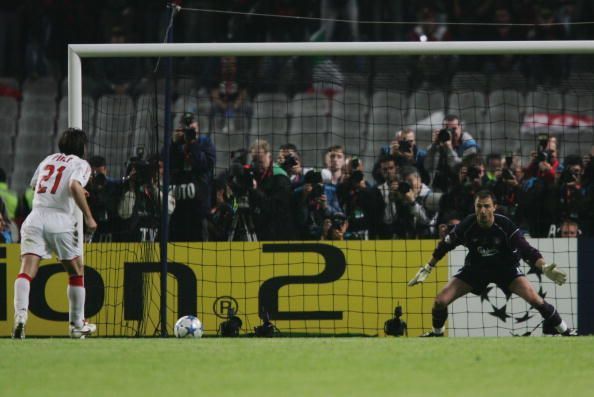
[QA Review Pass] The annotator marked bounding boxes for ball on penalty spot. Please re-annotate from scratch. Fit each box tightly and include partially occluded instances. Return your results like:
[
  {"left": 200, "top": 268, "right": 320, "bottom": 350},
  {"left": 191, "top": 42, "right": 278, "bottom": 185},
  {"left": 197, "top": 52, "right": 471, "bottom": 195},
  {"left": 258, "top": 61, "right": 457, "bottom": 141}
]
[{"left": 174, "top": 315, "right": 203, "bottom": 338}]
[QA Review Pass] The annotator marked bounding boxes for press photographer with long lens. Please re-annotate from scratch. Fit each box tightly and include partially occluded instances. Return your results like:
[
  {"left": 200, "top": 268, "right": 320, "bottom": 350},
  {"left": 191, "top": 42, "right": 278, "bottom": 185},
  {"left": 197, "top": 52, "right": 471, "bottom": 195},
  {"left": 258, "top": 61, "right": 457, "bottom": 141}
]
[
  {"left": 425, "top": 115, "right": 479, "bottom": 192},
  {"left": 167, "top": 113, "right": 216, "bottom": 242}
]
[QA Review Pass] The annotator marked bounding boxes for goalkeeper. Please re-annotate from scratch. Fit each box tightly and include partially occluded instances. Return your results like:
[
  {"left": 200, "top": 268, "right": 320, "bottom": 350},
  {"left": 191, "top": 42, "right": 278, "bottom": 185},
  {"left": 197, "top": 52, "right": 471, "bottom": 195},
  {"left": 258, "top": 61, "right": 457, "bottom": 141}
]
[{"left": 408, "top": 190, "right": 577, "bottom": 336}]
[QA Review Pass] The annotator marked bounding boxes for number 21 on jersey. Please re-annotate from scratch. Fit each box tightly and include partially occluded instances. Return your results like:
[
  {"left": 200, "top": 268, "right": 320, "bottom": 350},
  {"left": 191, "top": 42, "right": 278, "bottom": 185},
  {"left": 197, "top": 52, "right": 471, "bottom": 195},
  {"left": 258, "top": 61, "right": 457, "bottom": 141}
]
[{"left": 37, "top": 164, "right": 66, "bottom": 194}]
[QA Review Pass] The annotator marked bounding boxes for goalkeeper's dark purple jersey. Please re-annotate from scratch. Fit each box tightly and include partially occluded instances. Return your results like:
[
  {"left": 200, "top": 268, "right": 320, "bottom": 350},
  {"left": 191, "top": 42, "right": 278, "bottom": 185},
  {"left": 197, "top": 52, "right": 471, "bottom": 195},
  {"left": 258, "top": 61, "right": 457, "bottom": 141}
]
[{"left": 432, "top": 214, "right": 542, "bottom": 268}]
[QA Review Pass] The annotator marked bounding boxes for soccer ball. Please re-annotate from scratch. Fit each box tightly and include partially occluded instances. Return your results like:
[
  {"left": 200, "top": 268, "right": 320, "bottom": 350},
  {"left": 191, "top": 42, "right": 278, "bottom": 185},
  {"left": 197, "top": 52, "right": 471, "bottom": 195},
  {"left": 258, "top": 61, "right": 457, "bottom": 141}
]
[{"left": 174, "top": 315, "right": 203, "bottom": 338}]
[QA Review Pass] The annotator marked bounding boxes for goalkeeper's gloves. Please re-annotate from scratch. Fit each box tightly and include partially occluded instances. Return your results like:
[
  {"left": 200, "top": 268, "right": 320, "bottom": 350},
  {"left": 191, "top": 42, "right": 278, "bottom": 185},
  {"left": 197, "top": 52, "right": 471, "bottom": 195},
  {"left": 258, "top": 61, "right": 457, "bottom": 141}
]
[
  {"left": 542, "top": 263, "right": 567, "bottom": 286},
  {"left": 408, "top": 263, "right": 434, "bottom": 286}
]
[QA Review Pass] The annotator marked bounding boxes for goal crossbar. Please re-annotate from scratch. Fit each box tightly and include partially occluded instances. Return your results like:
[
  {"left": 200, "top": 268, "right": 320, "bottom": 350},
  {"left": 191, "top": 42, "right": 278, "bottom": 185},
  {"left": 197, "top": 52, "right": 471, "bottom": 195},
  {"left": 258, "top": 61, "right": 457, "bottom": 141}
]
[{"left": 68, "top": 40, "right": 594, "bottom": 127}]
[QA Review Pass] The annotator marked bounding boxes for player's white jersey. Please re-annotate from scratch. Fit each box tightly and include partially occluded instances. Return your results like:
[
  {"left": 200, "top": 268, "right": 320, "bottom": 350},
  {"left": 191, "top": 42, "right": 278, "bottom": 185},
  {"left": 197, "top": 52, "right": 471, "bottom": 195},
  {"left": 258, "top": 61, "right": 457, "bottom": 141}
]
[{"left": 30, "top": 153, "right": 91, "bottom": 216}]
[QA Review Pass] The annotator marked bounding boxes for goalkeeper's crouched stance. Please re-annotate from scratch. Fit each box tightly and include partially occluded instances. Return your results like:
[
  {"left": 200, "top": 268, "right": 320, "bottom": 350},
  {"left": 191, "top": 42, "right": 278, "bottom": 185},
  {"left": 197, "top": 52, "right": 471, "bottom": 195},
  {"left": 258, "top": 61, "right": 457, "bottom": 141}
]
[{"left": 408, "top": 190, "right": 577, "bottom": 337}]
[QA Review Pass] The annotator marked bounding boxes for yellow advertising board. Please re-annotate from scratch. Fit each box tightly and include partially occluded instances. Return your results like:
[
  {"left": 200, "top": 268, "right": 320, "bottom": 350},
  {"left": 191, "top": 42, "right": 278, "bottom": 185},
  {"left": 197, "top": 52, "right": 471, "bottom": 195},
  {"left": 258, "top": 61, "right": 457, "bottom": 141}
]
[{"left": 0, "top": 241, "right": 446, "bottom": 337}]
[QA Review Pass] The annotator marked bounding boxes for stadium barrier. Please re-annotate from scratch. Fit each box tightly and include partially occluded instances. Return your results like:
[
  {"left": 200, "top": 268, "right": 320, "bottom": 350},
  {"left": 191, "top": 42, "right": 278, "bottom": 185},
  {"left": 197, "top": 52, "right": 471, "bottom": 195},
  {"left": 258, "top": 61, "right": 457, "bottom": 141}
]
[{"left": 1, "top": 239, "right": 592, "bottom": 337}]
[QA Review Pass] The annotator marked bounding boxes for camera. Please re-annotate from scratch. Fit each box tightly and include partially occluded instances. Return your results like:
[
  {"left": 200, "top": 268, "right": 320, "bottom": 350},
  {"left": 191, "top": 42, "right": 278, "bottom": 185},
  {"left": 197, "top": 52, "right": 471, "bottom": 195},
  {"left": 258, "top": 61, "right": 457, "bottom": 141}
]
[
  {"left": 281, "top": 154, "right": 298, "bottom": 171},
  {"left": 350, "top": 170, "right": 364, "bottom": 186},
  {"left": 467, "top": 166, "right": 481, "bottom": 180},
  {"left": 399, "top": 140, "right": 412, "bottom": 153},
  {"left": 229, "top": 162, "right": 255, "bottom": 197},
  {"left": 502, "top": 168, "right": 514, "bottom": 180},
  {"left": 384, "top": 305, "right": 407, "bottom": 337},
  {"left": 537, "top": 133, "right": 549, "bottom": 151},
  {"left": 329, "top": 212, "right": 347, "bottom": 233},
  {"left": 438, "top": 128, "right": 453, "bottom": 143},
  {"left": 218, "top": 308, "right": 243, "bottom": 337},
  {"left": 351, "top": 157, "right": 361, "bottom": 170},
  {"left": 181, "top": 112, "right": 196, "bottom": 142},
  {"left": 536, "top": 150, "right": 552, "bottom": 164},
  {"left": 398, "top": 180, "right": 411, "bottom": 194}
]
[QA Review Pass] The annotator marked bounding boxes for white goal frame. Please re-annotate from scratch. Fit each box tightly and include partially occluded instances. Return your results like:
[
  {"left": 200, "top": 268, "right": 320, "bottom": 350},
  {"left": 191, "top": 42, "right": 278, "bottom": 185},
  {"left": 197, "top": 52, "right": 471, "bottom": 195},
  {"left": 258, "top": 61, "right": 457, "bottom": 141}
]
[{"left": 68, "top": 40, "right": 594, "bottom": 128}]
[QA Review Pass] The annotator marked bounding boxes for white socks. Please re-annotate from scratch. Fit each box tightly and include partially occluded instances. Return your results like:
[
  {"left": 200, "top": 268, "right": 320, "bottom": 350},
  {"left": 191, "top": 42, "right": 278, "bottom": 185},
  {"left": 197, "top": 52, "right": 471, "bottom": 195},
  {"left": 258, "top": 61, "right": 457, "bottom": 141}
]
[
  {"left": 14, "top": 274, "right": 31, "bottom": 322},
  {"left": 68, "top": 275, "right": 85, "bottom": 329}
]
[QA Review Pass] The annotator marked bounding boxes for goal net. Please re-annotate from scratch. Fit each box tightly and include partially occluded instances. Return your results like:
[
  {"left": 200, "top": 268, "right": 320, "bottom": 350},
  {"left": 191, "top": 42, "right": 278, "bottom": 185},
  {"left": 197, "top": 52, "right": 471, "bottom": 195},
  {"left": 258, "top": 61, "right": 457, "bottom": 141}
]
[{"left": 69, "top": 42, "right": 592, "bottom": 337}]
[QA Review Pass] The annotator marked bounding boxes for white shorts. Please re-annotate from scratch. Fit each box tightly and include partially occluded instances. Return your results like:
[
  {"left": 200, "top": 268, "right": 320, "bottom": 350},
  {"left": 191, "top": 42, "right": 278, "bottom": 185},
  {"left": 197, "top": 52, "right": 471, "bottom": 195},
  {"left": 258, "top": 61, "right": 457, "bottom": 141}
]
[{"left": 20, "top": 211, "right": 82, "bottom": 261}]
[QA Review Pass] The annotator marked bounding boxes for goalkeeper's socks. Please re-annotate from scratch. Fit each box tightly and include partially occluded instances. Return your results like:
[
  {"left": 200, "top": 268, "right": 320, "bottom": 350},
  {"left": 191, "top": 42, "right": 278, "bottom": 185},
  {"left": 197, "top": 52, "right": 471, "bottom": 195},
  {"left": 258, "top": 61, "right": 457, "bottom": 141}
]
[
  {"left": 68, "top": 275, "right": 85, "bottom": 329},
  {"left": 432, "top": 306, "right": 448, "bottom": 329},
  {"left": 14, "top": 273, "right": 32, "bottom": 316},
  {"left": 555, "top": 320, "right": 568, "bottom": 334}
]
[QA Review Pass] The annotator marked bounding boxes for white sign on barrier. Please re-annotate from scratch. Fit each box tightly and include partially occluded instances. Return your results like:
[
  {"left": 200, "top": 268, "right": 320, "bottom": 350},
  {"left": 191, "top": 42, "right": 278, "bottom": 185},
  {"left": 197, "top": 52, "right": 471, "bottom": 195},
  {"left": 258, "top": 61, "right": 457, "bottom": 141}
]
[{"left": 448, "top": 238, "right": 577, "bottom": 337}]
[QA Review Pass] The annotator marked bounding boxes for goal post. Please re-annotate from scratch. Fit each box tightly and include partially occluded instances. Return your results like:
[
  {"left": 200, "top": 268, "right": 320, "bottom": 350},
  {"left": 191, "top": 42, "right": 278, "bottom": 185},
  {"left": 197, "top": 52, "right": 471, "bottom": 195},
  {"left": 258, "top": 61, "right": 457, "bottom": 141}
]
[{"left": 65, "top": 40, "right": 592, "bottom": 337}]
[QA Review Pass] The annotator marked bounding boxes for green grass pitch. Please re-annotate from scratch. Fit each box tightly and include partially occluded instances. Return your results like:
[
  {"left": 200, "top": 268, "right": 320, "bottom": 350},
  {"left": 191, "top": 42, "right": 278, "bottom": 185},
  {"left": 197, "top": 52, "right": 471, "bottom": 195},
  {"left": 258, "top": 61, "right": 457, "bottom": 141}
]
[{"left": 1, "top": 337, "right": 593, "bottom": 397}]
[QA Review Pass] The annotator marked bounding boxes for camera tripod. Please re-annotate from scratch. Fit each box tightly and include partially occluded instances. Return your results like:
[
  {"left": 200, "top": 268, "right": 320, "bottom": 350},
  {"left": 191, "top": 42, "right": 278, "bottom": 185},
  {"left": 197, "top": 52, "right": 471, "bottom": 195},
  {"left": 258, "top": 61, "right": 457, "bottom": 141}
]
[{"left": 228, "top": 196, "right": 258, "bottom": 242}]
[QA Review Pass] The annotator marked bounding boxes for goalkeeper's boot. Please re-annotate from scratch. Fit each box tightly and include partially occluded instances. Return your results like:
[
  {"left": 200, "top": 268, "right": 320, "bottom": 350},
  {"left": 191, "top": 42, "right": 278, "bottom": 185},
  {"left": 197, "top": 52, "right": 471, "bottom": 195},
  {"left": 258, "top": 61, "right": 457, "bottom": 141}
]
[
  {"left": 12, "top": 312, "right": 27, "bottom": 340},
  {"left": 420, "top": 331, "right": 444, "bottom": 337},
  {"left": 561, "top": 328, "right": 578, "bottom": 337},
  {"left": 69, "top": 320, "right": 97, "bottom": 339}
]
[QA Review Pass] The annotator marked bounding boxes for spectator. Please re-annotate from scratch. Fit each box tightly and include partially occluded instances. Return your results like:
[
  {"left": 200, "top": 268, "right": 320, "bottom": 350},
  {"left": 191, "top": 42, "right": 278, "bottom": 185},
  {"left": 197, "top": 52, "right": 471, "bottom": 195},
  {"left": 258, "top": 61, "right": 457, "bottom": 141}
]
[
  {"left": 321, "top": 145, "right": 346, "bottom": 185},
  {"left": 208, "top": 56, "right": 251, "bottom": 133},
  {"left": 0, "top": 199, "right": 12, "bottom": 243},
  {"left": 168, "top": 113, "right": 216, "bottom": 242},
  {"left": 559, "top": 219, "right": 580, "bottom": 238},
  {"left": 0, "top": 168, "right": 17, "bottom": 220},
  {"left": 248, "top": 139, "right": 296, "bottom": 241},
  {"left": 425, "top": 114, "right": 479, "bottom": 192},
  {"left": 93, "top": 26, "right": 143, "bottom": 96},
  {"left": 483, "top": 6, "right": 524, "bottom": 73},
  {"left": 439, "top": 159, "right": 485, "bottom": 223},
  {"left": 320, "top": 0, "right": 360, "bottom": 42}
]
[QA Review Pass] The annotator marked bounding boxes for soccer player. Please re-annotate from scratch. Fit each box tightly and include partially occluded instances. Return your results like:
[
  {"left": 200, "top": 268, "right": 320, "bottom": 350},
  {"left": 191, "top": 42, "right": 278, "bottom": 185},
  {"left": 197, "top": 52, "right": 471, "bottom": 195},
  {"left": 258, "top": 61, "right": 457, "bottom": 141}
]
[
  {"left": 408, "top": 190, "right": 577, "bottom": 337},
  {"left": 13, "top": 128, "right": 97, "bottom": 339}
]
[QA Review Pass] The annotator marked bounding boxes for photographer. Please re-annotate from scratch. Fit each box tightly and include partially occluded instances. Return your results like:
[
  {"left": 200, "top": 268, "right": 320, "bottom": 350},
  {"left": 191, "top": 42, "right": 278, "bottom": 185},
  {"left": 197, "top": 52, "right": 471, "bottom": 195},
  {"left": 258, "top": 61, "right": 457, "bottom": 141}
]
[
  {"left": 396, "top": 166, "right": 439, "bottom": 238},
  {"left": 522, "top": 134, "right": 559, "bottom": 237},
  {"left": 117, "top": 154, "right": 174, "bottom": 242},
  {"left": 322, "top": 212, "right": 349, "bottom": 241},
  {"left": 168, "top": 113, "right": 216, "bottom": 242},
  {"left": 86, "top": 155, "right": 121, "bottom": 242},
  {"left": 489, "top": 154, "right": 522, "bottom": 221},
  {"left": 276, "top": 143, "right": 312, "bottom": 189},
  {"left": 439, "top": 158, "right": 486, "bottom": 223},
  {"left": 371, "top": 155, "right": 401, "bottom": 238},
  {"left": 336, "top": 157, "right": 378, "bottom": 239},
  {"left": 558, "top": 155, "right": 587, "bottom": 223},
  {"left": 248, "top": 139, "right": 296, "bottom": 240},
  {"left": 293, "top": 170, "right": 336, "bottom": 240},
  {"left": 424, "top": 115, "right": 479, "bottom": 192},
  {"left": 390, "top": 128, "right": 429, "bottom": 184}
]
